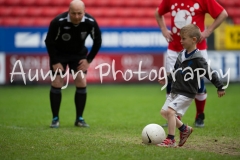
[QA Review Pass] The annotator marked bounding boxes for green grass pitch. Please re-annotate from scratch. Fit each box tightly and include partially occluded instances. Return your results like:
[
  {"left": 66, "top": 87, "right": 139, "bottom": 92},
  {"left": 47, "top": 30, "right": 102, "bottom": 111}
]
[{"left": 0, "top": 83, "right": 240, "bottom": 160}]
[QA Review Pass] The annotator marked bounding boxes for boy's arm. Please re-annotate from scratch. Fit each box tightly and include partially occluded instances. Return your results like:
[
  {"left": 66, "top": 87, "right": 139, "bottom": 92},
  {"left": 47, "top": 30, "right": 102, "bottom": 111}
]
[
  {"left": 217, "top": 90, "right": 225, "bottom": 97},
  {"left": 158, "top": 61, "right": 177, "bottom": 85},
  {"left": 166, "top": 58, "right": 180, "bottom": 83},
  {"left": 159, "top": 54, "right": 180, "bottom": 85},
  {"left": 197, "top": 58, "right": 225, "bottom": 97}
]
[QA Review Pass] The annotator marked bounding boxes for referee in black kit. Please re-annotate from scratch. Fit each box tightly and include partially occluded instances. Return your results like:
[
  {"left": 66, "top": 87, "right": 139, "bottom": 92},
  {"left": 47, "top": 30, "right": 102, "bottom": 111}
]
[{"left": 45, "top": 0, "right": 102, "bottom": 128}]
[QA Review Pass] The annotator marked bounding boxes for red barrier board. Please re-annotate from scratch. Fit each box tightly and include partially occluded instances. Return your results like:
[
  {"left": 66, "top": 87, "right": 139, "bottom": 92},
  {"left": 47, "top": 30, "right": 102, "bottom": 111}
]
[{"left": 5, "top": 53, "right": 164, "bottom": 85}]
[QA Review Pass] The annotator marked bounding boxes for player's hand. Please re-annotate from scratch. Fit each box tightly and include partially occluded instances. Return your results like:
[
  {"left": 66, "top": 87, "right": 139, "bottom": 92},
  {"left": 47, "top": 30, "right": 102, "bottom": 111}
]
[
  {"left": 162, "top": 29, "right": 173, "bottom": 42},
  {"left": 158, "top": 79, "right": 166, "bottom": 85},
  {"left": 217, "top": 90, "right": 225, "bottom": 98},
  {"left": 200, "top": 30, "right": 211, "bottom": 42},
  {"left": 77, "top": 59, "right": 89, "bottom": 72},
  {"left": 52, "top": 63, "right": 64, "bottom": 72}
]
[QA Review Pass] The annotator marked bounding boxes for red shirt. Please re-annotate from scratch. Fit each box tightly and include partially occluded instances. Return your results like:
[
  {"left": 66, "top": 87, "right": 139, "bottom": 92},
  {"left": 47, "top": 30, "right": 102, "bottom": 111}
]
[{"left": 157, "top": 0, "right": 224, "bottom": 51}]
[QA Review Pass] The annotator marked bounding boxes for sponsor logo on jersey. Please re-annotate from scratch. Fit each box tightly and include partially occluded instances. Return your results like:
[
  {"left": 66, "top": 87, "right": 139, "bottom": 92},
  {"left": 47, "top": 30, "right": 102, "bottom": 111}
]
[{"left": 64, "top": 26, "right": 71, "bottom": 30}]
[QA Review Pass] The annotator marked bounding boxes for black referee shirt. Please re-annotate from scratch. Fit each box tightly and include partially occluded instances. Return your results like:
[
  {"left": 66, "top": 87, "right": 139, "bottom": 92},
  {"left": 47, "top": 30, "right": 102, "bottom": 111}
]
[{"left": 45, "top": 12, "right": 102, "bottom": 64}]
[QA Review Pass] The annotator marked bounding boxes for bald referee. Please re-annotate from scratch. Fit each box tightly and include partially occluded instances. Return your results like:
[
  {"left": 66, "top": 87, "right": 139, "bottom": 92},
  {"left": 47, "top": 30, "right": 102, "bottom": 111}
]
[{"left": 45, "top": 0, "right": 102, "bottom": 128}]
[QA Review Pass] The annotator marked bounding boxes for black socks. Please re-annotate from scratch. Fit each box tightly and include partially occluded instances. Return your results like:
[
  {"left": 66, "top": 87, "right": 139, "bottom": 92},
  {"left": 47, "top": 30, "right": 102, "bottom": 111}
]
[
  {"left": 178, "top": 124, "right": 186, "bottom": 132},
  {"left": 75, "top": 87, "right": 87, "bottom": 120},
  {"left": 50, "top": 86, "right": 62, "bottom": 120}
]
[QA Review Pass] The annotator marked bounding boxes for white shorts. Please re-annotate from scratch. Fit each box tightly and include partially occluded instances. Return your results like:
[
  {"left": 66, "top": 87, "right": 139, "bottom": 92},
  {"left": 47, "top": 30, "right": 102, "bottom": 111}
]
[
  {"left": 161, "top": 93, "right": 193, "bottom": 117},
  {"left": 164, "top": 49, "right": 208, "bottom": 73}
]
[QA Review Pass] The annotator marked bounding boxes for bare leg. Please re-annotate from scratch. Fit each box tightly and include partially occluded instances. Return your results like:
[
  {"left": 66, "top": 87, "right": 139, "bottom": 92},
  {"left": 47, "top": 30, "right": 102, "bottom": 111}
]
[
  {"left": 176, "top": 116, "right": 183, "bottom": 128},
  {"left": 167, "top": 107, "right": 176, "bottom": 136},
  {"left": 160, "top": 109, "right": 168, "bottom": 120}
]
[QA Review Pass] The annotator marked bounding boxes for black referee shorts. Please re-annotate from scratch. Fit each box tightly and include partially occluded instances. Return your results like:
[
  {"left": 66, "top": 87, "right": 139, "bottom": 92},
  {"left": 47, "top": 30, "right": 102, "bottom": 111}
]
[{"left": 49, "top": 54, "right": 87, "bottom": 74}]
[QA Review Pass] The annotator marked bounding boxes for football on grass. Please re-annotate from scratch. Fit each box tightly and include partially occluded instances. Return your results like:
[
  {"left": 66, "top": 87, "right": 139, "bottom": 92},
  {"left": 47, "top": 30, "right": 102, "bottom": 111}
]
[{"left": 142, "top": 123, "right": 166, "bottom": 145}]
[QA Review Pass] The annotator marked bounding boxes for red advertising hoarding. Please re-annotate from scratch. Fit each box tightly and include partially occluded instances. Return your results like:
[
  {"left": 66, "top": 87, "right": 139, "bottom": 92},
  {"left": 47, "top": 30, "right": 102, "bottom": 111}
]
[{"left": 5, "top": 53, "right": 164, "bottom": 85}]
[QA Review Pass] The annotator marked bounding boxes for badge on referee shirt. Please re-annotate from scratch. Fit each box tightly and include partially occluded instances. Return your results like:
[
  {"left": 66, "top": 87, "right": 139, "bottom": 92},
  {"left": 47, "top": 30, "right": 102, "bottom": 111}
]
[
  {"left": 62, "top": 33, "right": 71, "bottom": 41},
  {"left": 81, "top": 32, "right": 87, "bottom": 40}
]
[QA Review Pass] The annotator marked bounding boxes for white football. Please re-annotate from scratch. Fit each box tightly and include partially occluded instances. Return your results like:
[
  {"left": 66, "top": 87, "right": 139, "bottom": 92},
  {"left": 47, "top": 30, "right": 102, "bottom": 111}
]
[{"left": 142, "top": 123, "right": 166, "bottom": 145}]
